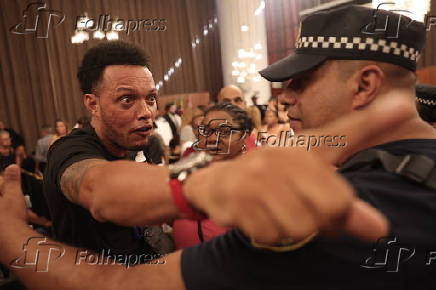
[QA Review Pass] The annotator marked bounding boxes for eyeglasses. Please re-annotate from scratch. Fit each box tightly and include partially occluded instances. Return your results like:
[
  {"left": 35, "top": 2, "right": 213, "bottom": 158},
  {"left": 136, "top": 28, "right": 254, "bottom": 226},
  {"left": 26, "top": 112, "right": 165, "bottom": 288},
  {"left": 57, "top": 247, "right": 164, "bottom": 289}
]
[{"left": 198, "top": 124, "right": 246, "bottom": 137}]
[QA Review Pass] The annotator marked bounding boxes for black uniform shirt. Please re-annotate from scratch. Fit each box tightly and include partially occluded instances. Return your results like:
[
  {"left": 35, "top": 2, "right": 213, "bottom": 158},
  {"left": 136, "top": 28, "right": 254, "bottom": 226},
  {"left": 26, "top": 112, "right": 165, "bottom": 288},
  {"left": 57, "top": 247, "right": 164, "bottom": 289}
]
[{"left": 181, "top": 139, "right": 436, "bottom": 290}]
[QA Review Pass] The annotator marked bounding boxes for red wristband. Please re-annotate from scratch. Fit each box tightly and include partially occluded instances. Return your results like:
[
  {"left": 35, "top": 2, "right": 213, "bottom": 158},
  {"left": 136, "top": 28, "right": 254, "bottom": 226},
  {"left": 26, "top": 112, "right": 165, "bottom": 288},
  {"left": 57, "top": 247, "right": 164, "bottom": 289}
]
[{"left": 169, "top": 179, "right": 206, "bottom": 220}]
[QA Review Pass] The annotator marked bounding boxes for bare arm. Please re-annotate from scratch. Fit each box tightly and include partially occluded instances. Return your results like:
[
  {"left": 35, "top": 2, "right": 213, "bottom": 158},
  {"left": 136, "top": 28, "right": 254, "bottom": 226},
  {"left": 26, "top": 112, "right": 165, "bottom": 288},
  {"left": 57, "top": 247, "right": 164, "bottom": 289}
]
[
  {"left": 0, "top": 218, "right": 185, "bottom": 290},
  {"left": 1, "top": 165, "right": 185, "bottom": 290},
  {"left": 60, "top": 159, "right": 180, "bottom": 227}
]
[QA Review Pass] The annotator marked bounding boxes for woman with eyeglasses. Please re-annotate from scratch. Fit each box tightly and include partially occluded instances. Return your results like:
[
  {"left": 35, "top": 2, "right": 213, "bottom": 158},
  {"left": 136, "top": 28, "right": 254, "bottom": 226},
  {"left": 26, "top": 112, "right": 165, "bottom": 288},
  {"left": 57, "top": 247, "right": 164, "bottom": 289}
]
[{"left": 172, "top": 103, "right": 254, "bottom": 249}]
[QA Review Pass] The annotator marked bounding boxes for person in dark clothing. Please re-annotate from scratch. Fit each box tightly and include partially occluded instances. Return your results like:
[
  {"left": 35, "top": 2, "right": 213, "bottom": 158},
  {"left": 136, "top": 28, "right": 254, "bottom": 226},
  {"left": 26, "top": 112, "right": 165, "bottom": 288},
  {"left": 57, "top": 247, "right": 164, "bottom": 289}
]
[
  {"left": 0, "top": 121, "right": 24, "bottom": 149},
  {"left": 41, "top": 41, "right": 165, "bottom": 259}
]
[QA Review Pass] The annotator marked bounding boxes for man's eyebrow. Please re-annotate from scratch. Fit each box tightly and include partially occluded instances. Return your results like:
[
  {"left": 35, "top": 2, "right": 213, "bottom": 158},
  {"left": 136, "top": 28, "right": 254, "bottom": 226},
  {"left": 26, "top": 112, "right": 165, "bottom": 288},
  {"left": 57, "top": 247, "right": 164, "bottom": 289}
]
[
  {"left": 116, "top": 87, "right": 137, "bottom": 93},
  {"left": 116, "top": 87, "right": 157, "bottom": 94}
]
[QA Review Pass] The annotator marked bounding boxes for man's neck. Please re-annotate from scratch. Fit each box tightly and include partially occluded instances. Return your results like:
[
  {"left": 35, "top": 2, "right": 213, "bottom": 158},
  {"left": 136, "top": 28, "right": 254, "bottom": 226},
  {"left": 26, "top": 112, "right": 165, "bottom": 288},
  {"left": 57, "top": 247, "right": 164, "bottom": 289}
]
[
  {"left": 90, "top": 119, "right": 127, "bottom": 158},
  {"left": 370, "top": 116, "right": 436, "bottom": 147}
]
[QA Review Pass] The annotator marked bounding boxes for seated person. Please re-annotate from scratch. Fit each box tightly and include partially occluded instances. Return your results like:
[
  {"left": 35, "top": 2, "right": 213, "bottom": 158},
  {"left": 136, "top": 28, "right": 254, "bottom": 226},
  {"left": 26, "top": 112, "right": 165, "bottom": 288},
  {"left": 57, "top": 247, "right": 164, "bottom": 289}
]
[{"left": 173, "top": 103, "right": 253, "bottom": 249}]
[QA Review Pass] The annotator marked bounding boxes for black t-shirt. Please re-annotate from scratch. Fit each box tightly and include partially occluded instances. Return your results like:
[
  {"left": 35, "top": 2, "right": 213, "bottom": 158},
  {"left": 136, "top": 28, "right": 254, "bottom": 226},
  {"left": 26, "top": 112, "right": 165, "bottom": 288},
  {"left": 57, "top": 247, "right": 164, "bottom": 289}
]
[
  {"left": 181, "top": 139, "right": 436, "bottom": 290},
  {"left": 43, "top": 124, "right": 154, "bottom": 256}
]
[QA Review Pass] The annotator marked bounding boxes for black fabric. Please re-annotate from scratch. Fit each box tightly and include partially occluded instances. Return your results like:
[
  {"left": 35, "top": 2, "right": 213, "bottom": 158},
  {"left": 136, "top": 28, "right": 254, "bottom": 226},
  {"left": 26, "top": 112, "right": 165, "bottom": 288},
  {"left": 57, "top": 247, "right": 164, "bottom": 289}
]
[
  {"left": 416, "top": 84, "right": 436, "bottom": 122},
  {"left": 43, "top": 124, "right": 154, "bottom": 256},
  {"left": 341, "top": 148, "right": 436, "bottom": 190},
  {"left": 181, "top": 139, "right": 436, "bottom": 290},
  {"left": 142, "top": 134, "right": 165, "bottom": 165},
  {"left": 163, "top": 113, "right": 180, "bottom": 150},
  {"left": 0, "top": 151, "right": 15, "bottom": 172},
  {"left": 21, "top": 173, "right": 51, "bottom": 220}
]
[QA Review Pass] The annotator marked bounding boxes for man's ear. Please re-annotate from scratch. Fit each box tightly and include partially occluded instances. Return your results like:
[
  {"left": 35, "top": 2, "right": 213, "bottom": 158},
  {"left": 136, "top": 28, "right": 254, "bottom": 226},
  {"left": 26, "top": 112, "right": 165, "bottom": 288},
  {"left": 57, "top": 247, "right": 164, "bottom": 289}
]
[
  {"left": 351, "top": 65, "right": 384, "bottom": 110},
  {"left": 84, "top": 94, "right": 100, "bottom": 117}
]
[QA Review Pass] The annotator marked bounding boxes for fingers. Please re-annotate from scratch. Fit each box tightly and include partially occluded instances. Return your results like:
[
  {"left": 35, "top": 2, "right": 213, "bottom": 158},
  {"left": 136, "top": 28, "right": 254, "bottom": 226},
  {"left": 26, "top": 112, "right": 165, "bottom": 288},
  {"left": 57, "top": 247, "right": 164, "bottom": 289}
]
[
  {"left": 1, "top": 165, "right": 22, "bottom": 199},
  {"left": 302, "top": 96, "right": 415, "bottom": 166},
  {"left": 339, "top": 200, "right": 389, "bottom": 242}
]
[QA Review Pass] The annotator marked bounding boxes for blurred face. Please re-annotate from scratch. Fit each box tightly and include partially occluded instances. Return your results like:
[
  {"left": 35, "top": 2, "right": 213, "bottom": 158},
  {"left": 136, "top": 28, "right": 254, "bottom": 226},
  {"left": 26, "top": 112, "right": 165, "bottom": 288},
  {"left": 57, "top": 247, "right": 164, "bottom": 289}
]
[
  {"left": 264, "top": 110, "right": 279, "bottom": 126},
  {"left": 55, "top": 121, "right": 67, "bottom": 136},
  {"left": 279, "top": 61, "right": 352, "bottom": 133},
  {"left": 86, "top": 65, "right": 157, "bottom": 153},
  {"left": 218, "top": 87, "right": 246, "bottom": 110},
  {"left": 197, "top": 110, "right": 246, "bottom": 161},
  {"left": 191, "top": 115, "right": 204, "bottom": 139},
  {"left": 0, "top": 132, "right": 11, "bottom": 148},
  {"left": 168, "top": 104, "right": 177, "bottom": 114}
]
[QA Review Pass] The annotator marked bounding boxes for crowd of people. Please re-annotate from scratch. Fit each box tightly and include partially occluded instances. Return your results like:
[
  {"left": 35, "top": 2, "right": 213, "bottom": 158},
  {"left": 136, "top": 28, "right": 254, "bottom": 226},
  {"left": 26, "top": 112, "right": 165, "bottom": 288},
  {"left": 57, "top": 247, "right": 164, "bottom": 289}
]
[{"left": 0, "top": 4, "right": 436, "bottom": 290}]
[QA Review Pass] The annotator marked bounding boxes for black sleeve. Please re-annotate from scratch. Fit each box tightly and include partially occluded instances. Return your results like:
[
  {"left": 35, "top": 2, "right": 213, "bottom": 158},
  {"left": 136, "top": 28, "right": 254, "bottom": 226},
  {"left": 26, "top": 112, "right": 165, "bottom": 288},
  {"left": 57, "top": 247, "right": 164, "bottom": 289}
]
[
  {"left": 48, "top": 136, "right": 106, "bottom": 189},
  {"left": 181, "top": 230, "right": 319, "bottom": 290}
]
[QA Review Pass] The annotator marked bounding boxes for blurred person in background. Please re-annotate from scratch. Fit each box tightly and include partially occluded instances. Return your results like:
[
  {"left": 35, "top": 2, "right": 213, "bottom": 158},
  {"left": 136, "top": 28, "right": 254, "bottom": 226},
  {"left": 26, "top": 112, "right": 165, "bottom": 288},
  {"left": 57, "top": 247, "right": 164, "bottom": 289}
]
[
  {"left": 156, "top": 102, "right": 182, "bottom": 161},
  {"left": 0, "top": 130, "right": 15, "bottom": 171},
  {"left": 256, "top": 109, "right": 292, "bottom": 147},
  {"left": 251, "top": 93, "right": 267, "bottom": 122},
  {"left": 180, "top": 107, "right": 205, "bottom": 157},
  {"left": 173, "top": 103, "right": 254, "bottom": 249},
  {"left": 0, "top": 120, "right": 24, "bottom": 148},
  {"left": 49, "top": 119, "right": 68, "bottom": 146},
  {"left": 34, "top": 125, "right": 53, "bottom": 173}
]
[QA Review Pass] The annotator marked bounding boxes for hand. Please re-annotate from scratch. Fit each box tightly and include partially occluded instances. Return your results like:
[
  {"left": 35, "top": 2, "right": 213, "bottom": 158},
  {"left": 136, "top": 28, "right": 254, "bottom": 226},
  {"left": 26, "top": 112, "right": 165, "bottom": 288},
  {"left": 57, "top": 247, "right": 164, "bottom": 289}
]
[
  {"left": 184, "top": 96, "right": 414, "bottom": 244},
  {"left": 0, "top": 165, "right": 28, "bottom": 225}
]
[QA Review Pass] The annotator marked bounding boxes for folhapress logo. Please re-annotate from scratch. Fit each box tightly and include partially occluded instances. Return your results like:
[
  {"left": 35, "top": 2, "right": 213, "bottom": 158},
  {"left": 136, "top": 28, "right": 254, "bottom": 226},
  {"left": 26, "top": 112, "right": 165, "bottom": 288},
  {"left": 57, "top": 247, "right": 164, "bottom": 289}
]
[
  {"left": 361, "top": 237, "right": 415, "bottom": 272},
  {"left": 10, "top": 2, "right": 65, "bottom": 38},
  {"left": 10, "top": 237, "right": 65, "bottom": 272}
]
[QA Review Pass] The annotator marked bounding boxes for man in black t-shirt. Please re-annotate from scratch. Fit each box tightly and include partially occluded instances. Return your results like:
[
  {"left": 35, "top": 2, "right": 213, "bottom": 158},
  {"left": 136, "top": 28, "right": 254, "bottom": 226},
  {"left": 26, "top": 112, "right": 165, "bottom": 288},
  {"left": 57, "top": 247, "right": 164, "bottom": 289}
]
[
  {"left": 1, "top": 5, "right": 436, "bottom": 290},
  {"left": 42, "top": 41, "right": 168, "bottom": 257}
]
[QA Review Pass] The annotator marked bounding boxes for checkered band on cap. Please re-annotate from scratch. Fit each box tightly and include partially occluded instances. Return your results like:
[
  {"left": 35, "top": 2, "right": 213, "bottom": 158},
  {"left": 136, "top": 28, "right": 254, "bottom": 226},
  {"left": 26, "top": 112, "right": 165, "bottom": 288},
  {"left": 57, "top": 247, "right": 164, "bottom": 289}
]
[
  {"left": 417, "top": 97, "right": 436, "bottom": 107},
  {"left": 296, "top": 36, "right": 420, "bottom": 62}
]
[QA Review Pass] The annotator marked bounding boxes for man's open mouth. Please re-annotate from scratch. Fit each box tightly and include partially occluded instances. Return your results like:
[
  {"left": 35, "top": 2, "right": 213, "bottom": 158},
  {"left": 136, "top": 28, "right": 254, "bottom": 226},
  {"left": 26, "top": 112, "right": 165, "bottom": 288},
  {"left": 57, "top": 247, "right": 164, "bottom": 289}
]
[{"left": 131, "top": 126, "right": 153, "bottom": 134}]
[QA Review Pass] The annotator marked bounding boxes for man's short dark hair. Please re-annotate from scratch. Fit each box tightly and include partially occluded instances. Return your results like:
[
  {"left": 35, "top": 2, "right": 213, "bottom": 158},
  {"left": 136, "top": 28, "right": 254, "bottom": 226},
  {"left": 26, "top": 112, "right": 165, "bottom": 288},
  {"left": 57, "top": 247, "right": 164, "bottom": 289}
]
[{"left": 77, "top": 41, "right": 150, "bottom": 94}]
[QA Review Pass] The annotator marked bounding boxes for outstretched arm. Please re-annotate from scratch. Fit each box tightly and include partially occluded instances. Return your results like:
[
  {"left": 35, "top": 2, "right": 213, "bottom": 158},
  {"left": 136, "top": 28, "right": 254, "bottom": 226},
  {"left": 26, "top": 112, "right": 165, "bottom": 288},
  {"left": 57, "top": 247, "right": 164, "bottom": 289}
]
[
  {"left": 0, "top": 165, "right": 186, "bottom": 290},
  {"left": 60, "top": 159, "right": 180, "bottom": 226}
]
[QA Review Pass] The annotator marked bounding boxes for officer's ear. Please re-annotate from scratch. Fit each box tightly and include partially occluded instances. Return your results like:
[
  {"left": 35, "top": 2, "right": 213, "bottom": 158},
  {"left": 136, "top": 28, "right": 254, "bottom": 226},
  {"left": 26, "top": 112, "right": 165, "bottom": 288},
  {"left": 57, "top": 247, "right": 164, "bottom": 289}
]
[
  {"left": 350, "top": 64, "right": 384, "bottom": 110},
  {"left": 84, "top": 93, "right": 100, "bottom": 118}
]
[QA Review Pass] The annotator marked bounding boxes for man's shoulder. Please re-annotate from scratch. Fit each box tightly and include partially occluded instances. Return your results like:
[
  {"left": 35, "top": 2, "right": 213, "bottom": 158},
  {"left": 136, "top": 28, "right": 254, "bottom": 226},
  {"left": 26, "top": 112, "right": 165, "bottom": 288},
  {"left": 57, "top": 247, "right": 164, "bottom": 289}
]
[{"left": 46, "top": 127, "right": 106, "bottom": 169}]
